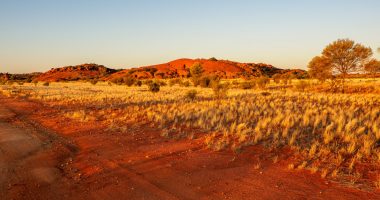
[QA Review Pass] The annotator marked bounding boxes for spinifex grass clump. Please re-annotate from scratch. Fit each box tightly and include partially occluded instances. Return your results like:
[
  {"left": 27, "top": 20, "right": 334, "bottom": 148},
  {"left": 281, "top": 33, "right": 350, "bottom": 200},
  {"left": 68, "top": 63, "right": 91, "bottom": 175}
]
[{"left": 1, "top": 81, "right": 380, "bottom": 187}]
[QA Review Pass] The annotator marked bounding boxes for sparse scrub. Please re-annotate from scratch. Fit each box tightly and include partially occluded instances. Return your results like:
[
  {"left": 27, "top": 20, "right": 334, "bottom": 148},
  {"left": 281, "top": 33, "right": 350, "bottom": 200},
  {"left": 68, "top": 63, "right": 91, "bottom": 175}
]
[
  {"left": 190, "top": 63, "right": 204, "bottom": 86},
  {"left": 148, "top": 82, "right": 160, "bottom": 93},
  {"left": 180, "top": 80, "right": 190, "bottom": 87},
  {"left": 239, "top": 81, "right": 255, "bottom": 89},
  {"left": 90, "top": 79, "right": 98, "bottom": 85},
  {"left": 185, "top": 89, "right": 197, "bottom": 101},
  {"left": 1, "top": 79, "right": 380, "bottom": 188},
  {"left": 256, "top": 77, "right": 270, "bottom": 89},
  {"left": 212, "top": 82, "right": 229, "bottom": 98},
  {"left": 135, "top": 80, "right": 142, "bottom": 87}
]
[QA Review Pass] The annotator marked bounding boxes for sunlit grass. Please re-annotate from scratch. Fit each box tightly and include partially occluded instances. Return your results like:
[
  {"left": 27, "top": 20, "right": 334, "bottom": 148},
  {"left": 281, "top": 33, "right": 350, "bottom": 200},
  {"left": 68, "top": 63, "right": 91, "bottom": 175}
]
[{"left": 1, "top": 79, "right": 380, "bottom": 187}]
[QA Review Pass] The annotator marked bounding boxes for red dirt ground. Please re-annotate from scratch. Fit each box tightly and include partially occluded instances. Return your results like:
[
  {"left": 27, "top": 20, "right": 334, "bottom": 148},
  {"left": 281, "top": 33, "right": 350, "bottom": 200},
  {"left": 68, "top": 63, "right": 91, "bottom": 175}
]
[{"left": 1, "top": 96, "right": 380, "bottom": 200}]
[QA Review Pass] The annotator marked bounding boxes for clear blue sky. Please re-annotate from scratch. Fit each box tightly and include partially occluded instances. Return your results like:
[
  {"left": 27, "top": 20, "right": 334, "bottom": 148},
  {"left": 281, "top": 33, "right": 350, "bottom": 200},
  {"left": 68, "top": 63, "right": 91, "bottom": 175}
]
[{"left": 1, "top": 0, "right": 379, "bottom": 73}]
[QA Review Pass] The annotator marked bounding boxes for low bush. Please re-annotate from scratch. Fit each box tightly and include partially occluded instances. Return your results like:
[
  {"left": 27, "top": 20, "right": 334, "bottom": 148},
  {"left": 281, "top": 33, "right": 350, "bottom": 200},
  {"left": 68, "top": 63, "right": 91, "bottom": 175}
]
[
  {"left": 169, "top": 78, "right": 182, "bottom": 87},
  {"left": 239, "top": 81, "right": 255, "bottom": 89},
  {"left": 256, "top": 77, "right": 270, "bottom": 89},
  {"left": 135, "top": 80, "right": 142, "bottom": 87},
  {"left": 148, "top": 82, "right": 160, "bottom": 93},
  {"left": 295, "top": 80, "right": 311, "bottom": 92},
  {"left": 124, "top": 77, "right": 135, "bottom": 87},
  {"left": 185, "top": 89, "right": 197, "bottom": 100},
  {"left": 212, "top": 82, "right": 229, "bottom": 98},
  {"left": 180, "top": 80, "right": 190, "bottom": 87},
  {"left": 90, "top": 79, "right": 98, "bottom": 85}
]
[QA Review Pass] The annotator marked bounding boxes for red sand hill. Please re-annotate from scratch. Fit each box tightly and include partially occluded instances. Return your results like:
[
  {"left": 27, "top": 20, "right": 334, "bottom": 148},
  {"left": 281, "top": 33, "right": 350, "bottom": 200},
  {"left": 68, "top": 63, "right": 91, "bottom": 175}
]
[
  {"left": 33, "top": 59, "right": 307, "bottom": 82},
  {"left": 34, "top": 64, "right": 117, "bottom": 82},
  {"left": 107, "top": 58, "right": 307, "bottom": 80}
]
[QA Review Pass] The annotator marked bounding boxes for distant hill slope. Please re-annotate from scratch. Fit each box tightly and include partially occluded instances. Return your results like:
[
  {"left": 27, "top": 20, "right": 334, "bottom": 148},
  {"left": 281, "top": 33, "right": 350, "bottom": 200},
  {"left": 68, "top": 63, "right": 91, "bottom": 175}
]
[
  {"left": 0, "top": 72, "right": 41, "bottom": 82},
  {"left": 32, "top": 59, "right": 307, "bottom": 82},
  {"left": 107, "top": 58, "right": 307, "bottom": 80},
  {"left": 34, "top": 64, "right": 118, "bottom": 82}
]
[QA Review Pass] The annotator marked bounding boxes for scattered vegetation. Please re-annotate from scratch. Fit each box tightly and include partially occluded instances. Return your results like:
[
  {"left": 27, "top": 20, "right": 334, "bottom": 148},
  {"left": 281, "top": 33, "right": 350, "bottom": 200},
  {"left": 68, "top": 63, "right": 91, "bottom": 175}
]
[
  {"left": 148, "top": 82, "right": 160, "bottom": 93},
  {"left": 185, "top": 89, "right": 198, "bottom": 101},
  {"left": 1, "top": 69, "right": 380, "bottom": 189},
  {"left": 308, "top": 39, "right": 375, "bottom": 92}
]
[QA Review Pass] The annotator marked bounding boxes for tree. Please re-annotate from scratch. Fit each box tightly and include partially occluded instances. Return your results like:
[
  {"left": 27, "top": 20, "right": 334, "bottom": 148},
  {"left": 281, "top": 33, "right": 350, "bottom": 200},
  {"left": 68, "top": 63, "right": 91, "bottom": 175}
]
[
  {"left": 308, "top": 39, "right": 373, "bottom": 92},
  {"left": 209, "top": 57, "right": 218, "bottom": 61},
  {"left": 190, "top": 62, "right": 204, "bottom": 78},
  {"left": 190, "top": 62, "right": 204, "bottom": 86},
  {"left": 308, "top": 56, "right": 332, "bottom": 82},
  {"left": 364, "top": 59, "right": 380, "bottom": 78}
]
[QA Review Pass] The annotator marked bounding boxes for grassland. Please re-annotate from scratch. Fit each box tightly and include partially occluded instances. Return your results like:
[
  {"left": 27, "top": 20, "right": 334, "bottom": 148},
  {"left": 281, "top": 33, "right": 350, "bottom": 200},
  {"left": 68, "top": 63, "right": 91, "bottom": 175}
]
[{"left": 1, "top": 78, "right": 380, "bottom": 188}]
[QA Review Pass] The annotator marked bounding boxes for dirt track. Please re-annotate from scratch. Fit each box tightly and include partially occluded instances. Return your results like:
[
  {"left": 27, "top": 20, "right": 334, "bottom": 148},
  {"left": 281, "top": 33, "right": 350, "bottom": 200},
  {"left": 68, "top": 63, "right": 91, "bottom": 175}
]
[{"left": 1, "top": 96, "right": 380, "bottom": 200}]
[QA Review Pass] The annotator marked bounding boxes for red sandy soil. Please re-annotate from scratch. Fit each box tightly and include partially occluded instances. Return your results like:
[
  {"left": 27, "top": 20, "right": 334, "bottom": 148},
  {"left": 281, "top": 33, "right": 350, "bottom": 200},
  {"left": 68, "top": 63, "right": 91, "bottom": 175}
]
[{"left": 1, "top": 96, "right": 379, "bottom": 200}]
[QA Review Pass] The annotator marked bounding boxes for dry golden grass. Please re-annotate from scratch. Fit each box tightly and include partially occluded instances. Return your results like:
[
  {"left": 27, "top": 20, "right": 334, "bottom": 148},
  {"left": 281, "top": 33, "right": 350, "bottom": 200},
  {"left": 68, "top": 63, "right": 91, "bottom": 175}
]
[{"left": 1, "top": 78, "right": 380, "bottom": 187}]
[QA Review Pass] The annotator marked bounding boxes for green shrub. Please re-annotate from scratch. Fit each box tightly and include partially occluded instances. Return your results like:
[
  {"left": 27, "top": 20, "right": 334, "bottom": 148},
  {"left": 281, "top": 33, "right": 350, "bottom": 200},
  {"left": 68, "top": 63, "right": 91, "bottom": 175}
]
[{"left": 43, "top": 82, "right": 50, "bottom": 87}]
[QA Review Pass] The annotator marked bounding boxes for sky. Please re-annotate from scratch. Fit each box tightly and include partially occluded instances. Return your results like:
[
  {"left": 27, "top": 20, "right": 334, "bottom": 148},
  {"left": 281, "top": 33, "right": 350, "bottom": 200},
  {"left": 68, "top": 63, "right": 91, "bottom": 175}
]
[{"left": 0, "top": 0, "right": 380, "bottom": 73}]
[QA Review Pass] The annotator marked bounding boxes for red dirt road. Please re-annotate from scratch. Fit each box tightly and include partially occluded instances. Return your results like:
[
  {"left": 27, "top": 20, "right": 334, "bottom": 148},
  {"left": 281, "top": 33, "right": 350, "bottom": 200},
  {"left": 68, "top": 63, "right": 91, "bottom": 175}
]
[{"left": 1, "top": 96, "right": 379, "bottom": 200}]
